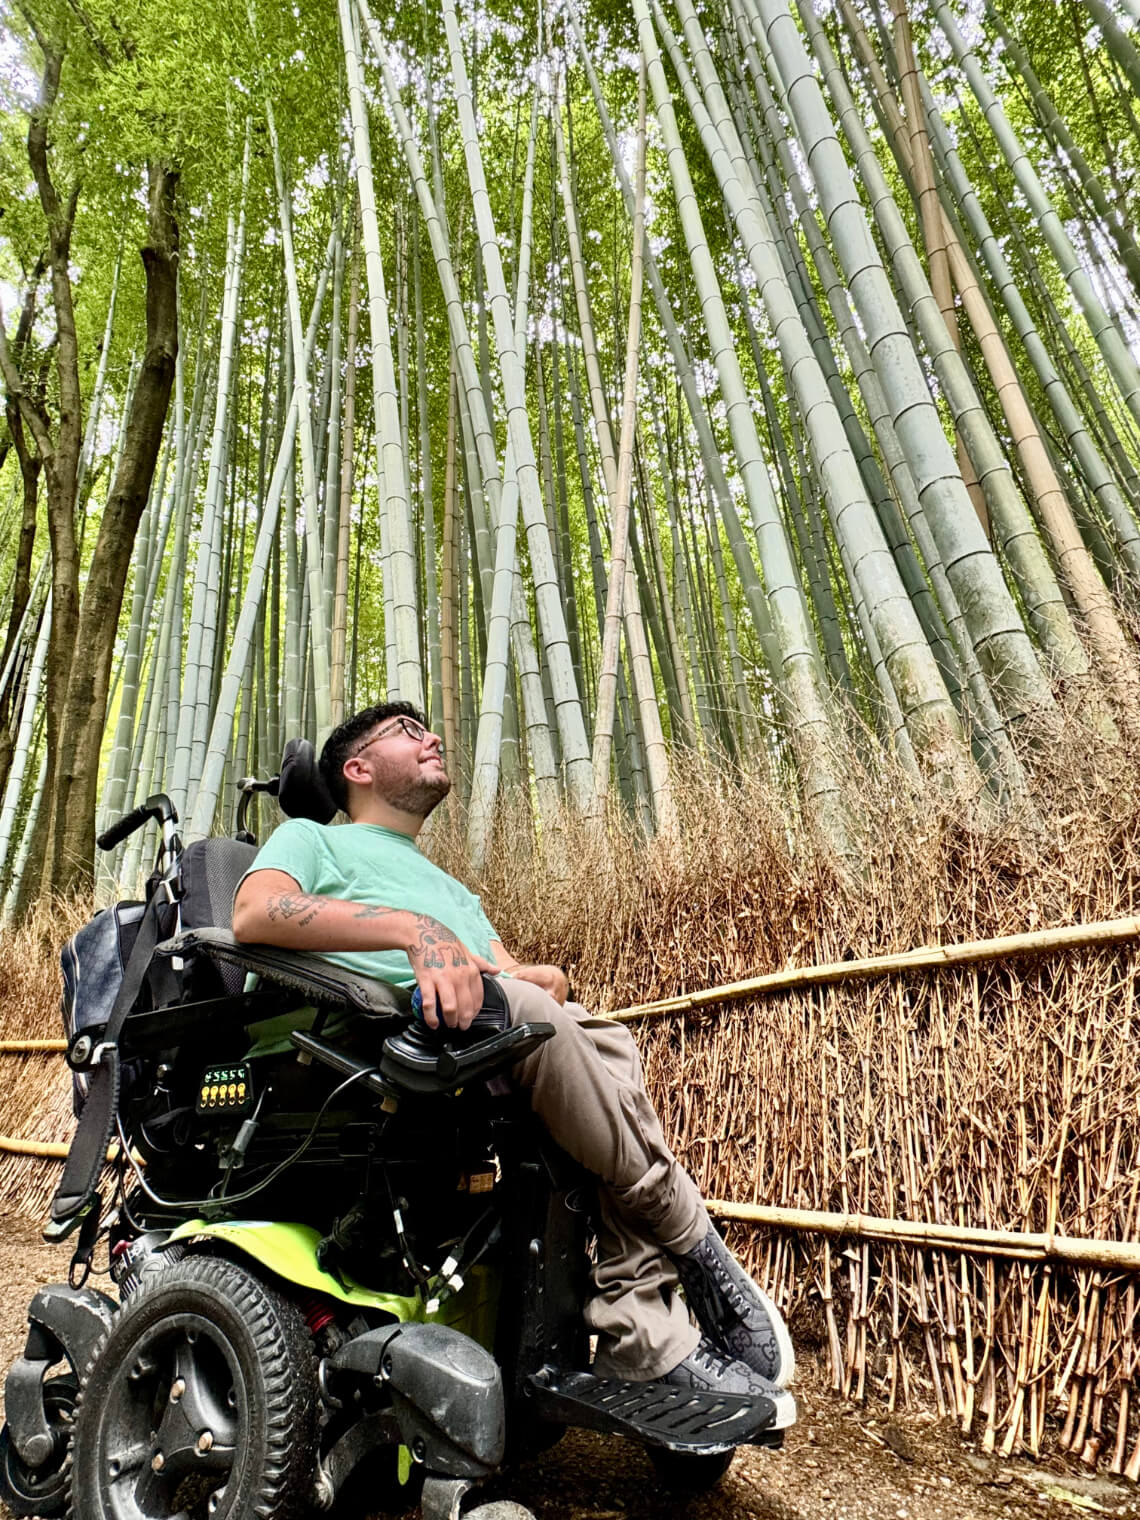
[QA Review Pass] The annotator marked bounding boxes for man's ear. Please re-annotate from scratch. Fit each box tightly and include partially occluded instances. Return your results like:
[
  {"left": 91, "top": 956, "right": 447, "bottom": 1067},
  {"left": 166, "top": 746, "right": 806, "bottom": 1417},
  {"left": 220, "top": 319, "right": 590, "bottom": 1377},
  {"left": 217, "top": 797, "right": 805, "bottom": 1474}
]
[{"left": 341, "top": 753, "right": 370, "bottom": 792}]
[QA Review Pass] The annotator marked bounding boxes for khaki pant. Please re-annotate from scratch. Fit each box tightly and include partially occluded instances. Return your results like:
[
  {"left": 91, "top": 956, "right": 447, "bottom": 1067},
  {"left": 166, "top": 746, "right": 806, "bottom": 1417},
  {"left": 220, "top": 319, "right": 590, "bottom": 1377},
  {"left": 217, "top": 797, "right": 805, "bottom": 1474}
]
[{"left": 501, "top": 977, "right": 706, "bottom": 1380}]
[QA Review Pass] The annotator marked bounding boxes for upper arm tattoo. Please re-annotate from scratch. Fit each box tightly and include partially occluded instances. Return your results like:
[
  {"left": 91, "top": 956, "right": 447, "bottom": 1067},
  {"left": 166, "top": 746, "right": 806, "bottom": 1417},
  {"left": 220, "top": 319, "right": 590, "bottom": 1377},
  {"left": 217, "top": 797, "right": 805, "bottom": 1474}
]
[{"left": 265, "top": 892, "right": 327, "bottom": 928}]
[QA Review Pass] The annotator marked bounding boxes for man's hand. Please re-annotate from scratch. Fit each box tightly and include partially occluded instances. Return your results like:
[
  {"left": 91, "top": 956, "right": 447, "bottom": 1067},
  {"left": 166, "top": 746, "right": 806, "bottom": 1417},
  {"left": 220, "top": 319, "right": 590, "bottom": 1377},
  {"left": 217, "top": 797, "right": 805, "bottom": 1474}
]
[
  {"left": 406, "top": 914, "right": 499, "bottom": 1030},
  {"left": 505, "top": 963, "right": 569, "bottom": 1005}
]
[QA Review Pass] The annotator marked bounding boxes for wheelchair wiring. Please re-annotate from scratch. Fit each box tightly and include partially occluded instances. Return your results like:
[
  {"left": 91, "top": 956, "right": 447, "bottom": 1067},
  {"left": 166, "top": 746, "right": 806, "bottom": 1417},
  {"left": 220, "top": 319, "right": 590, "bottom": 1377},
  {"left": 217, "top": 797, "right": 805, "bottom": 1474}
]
[
  {"left": 114, "top": 1064, "right": 382, "bottom": 1214},
  {"left": 214, "top": 1082, "right": 269, "bottom": 1200}
]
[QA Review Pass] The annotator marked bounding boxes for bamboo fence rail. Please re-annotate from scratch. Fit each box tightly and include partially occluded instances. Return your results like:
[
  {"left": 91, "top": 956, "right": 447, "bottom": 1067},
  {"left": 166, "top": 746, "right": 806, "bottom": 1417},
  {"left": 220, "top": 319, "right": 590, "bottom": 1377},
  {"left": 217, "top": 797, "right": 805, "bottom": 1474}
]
[
  {"left": 0, "top": 1135, "right": 123, "bottom": 1162},
  {"left": 606, "top": 914, "right": 1140, "bottom": 1021},
  {"left": 0, "top": 1135, "right": 69, "bottom": 1158},
  {"left": 708, "top": 1202, "right": 1140, "bottom": 1271}
]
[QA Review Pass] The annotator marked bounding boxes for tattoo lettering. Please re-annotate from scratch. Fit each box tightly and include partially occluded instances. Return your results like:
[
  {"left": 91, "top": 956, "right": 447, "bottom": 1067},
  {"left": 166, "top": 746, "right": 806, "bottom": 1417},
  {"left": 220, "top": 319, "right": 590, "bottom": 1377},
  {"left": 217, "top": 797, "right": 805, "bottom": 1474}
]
[{"left": 266, "top": 893, "right": 327, "bottom": 927}]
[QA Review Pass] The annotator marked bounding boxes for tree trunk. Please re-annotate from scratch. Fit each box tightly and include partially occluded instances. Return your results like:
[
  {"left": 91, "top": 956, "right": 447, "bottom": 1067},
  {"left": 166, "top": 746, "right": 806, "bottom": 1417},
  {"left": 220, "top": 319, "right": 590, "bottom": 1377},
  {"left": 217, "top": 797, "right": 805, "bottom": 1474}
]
[
  {"left": 41, "top": 162, "right": 179, "bottom": 897},
  {"left": 0, "top": 413, "right": 40, "bottom": 691}
]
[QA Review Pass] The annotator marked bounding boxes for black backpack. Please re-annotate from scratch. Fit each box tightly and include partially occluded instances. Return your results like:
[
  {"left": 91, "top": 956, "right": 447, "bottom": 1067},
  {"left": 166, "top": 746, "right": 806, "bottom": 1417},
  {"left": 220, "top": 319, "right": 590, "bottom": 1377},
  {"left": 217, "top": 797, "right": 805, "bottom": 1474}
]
[{"left": 58, "top": 838, "right": 257, "bottom": 1115}]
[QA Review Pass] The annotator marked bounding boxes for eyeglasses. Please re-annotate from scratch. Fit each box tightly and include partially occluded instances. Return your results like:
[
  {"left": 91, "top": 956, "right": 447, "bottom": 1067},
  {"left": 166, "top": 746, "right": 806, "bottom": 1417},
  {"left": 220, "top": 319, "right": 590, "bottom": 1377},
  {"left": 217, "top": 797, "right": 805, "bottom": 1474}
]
[{"left": 353, "top": 716, "right": 443, "bottom": 758}]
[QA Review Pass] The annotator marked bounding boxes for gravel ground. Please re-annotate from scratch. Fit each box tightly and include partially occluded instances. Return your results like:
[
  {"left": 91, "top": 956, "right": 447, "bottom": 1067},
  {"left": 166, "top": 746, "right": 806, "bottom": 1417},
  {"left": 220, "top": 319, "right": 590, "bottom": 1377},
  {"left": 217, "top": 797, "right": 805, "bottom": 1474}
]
[{"left": 1, "top": 1208, "right": 1137, "bottom": 1520}]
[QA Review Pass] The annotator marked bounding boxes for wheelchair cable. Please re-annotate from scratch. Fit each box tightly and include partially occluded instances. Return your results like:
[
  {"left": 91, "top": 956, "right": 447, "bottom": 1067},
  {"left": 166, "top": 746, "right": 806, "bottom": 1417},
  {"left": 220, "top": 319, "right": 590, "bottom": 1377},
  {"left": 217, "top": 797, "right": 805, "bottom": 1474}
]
[
  {"left": 383, "top": 1165, "right": 433, "bottom": 1299},
  {"left": 424, "top": 1208, "right": 502, "bottom": 1315},
  {"left": 213, "top": 1084, "right": 269, "bottom": 1202},
  {"left": 114, "top": 1065, "right": 381, "bottom": 1214}
]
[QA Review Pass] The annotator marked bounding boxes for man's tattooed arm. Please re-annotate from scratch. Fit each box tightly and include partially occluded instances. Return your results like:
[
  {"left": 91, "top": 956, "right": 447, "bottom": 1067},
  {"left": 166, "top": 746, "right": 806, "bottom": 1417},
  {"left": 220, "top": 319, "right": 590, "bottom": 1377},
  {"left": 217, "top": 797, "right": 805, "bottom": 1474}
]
[
  {"left": 234, "top": 870, "right": 408, "bottom": 950},
  {"left": 233, "top": 871, "right": 498, "bottom": 1030},
  {"left": 233, "top": 873, "right": 477, "bottom": 970}
]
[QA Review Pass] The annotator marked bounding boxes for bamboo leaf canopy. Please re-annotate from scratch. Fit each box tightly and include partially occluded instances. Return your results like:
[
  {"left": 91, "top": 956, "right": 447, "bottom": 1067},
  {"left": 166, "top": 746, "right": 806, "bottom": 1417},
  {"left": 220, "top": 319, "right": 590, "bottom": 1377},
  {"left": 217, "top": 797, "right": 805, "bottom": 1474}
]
[{"left": 0, "top": 0, "right": 1136, "bottom": 888}]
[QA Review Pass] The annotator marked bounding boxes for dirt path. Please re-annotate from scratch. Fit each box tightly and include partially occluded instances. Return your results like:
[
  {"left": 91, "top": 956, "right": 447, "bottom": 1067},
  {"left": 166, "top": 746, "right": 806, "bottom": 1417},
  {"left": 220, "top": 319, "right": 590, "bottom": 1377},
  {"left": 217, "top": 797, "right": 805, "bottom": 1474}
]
[{"left": 1, "top": 1208, "right": 1136, "bottom": 1519}]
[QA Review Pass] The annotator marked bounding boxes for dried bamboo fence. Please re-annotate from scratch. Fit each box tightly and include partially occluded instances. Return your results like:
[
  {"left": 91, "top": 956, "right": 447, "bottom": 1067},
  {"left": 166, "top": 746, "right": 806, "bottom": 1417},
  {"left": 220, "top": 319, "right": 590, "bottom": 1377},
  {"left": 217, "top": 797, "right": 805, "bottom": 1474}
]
[
  {"left": 0, "top": 1049, "right": 81, "bottom": 1217},
  {"left": 4, "top": 912, "right": 1140, "bottom": 1474},
  {"left": 625, "top": 932, "right": 1140, "bottom": 1475}
]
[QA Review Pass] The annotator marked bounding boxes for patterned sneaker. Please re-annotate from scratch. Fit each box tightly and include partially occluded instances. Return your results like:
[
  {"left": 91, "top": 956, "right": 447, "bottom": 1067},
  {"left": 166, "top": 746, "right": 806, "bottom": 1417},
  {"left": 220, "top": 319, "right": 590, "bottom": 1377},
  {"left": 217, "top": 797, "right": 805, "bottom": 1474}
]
[
  {"left": 672, "top": 1227, "right": 796, "bottom": 1387},
  {"left": 664, "top": 1338, "right": 796, "bottom": 1428}
]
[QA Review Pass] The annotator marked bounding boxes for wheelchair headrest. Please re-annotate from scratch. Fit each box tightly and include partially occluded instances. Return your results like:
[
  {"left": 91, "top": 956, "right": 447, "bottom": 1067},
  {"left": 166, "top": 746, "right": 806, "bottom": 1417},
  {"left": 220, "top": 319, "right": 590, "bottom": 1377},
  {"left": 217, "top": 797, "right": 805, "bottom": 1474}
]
[{"left": 278, "top": 738, "right": 338, "bottom": 825}]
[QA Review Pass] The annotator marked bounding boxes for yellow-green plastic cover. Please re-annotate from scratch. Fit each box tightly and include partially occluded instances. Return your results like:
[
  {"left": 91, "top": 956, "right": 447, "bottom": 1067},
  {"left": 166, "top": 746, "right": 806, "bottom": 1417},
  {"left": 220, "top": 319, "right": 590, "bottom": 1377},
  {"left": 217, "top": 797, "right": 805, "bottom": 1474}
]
[
  {"left": 166, "top": 1220, "right": 419, "bottom": 1317},
  {"left": 165, "top": 1218, "right": 500, "bottom": 1345}
]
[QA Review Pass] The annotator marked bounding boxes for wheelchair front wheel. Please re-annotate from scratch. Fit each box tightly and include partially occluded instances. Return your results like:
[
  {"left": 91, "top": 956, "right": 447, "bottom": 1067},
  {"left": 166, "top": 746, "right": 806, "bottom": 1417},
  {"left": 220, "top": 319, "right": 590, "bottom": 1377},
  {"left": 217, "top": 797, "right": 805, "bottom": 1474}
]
[
  {"left": 647, "top": 1443, "right": 735, "bottom": 1495},
  {"left": 0, "top": 1373, "right": 78, "bottom": 1516},
  {"left": 68, "top": 1254, "right": 318, "bottom": 1520}
]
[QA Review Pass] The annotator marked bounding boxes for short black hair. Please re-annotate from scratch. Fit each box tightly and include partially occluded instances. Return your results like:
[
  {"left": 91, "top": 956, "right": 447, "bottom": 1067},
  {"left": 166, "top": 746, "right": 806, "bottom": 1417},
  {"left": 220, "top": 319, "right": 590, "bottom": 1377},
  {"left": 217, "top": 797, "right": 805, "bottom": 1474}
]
[{"left": 319, "top": 701, "right": 428, "bottom": 813}]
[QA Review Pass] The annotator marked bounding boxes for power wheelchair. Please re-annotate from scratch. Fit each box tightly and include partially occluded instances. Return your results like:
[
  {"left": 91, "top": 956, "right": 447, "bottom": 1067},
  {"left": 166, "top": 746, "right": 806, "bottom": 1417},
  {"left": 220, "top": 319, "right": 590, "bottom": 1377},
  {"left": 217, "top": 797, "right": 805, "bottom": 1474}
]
[{"left": 1, "top": 744, "right": 792, "bottom": 1520}]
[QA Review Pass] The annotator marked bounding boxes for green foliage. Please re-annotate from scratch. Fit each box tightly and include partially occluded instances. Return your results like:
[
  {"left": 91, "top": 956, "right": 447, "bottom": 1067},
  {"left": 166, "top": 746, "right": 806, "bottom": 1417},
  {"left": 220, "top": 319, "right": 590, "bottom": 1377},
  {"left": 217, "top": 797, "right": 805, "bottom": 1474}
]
[{"left": 4, "top": 0, "right": 1140, "bottom": 888}]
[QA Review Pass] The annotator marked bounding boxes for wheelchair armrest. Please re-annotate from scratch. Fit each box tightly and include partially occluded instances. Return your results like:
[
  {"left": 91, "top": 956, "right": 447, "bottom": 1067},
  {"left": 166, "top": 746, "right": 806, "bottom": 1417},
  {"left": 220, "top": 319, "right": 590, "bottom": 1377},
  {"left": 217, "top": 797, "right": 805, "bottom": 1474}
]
[
  {"left": 161, "top": 929, "right": 412, "bottom": 1019},
  {"left": 289, "top": 1021, "right": 554, "bottom": 1100}
]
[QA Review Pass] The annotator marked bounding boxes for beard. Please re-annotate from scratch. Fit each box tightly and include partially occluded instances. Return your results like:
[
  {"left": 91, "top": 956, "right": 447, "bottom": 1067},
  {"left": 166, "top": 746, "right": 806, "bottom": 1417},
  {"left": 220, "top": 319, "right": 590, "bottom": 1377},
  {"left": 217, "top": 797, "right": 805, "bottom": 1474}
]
[{"left": 375, "top": 757, "right": 452, "bottom": 819}]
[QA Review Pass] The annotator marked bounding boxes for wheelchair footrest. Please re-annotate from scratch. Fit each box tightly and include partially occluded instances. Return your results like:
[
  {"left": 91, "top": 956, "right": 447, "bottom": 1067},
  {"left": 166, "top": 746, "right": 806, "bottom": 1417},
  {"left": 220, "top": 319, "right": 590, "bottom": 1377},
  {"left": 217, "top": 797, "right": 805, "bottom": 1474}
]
[{"left": 526, "top": 1367, "right": 779, "bottom": 1453}]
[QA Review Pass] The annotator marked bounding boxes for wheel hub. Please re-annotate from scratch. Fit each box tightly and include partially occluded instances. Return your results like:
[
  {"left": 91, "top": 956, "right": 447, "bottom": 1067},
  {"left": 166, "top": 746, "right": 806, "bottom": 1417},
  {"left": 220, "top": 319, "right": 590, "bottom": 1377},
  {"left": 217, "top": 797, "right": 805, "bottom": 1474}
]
[{"left": 99, "top": 1315, "right": 240, "bottom": 1519}]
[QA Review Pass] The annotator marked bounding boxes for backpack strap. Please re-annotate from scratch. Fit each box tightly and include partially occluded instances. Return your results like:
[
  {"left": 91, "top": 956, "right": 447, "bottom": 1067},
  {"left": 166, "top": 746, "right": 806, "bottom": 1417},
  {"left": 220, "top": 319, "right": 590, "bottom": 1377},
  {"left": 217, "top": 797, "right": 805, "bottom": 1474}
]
[{"left": 48, "top": 890, "right": 171, "bottom": 1251}]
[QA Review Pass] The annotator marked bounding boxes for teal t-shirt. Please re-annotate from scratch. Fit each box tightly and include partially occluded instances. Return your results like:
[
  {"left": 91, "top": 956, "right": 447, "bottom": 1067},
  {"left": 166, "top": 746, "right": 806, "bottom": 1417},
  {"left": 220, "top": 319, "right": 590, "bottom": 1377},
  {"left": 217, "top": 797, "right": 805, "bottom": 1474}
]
[{"left": 239, "top": 817, "right": 499, "bottom": 1054}]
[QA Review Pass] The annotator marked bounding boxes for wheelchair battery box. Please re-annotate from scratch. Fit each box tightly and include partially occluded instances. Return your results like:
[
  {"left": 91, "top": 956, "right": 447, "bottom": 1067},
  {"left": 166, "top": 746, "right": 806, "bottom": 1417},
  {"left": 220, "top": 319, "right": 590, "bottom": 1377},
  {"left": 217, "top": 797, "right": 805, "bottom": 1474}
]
[{"left": 196, "top": 1062, "right": 253, "bottom": 1116}]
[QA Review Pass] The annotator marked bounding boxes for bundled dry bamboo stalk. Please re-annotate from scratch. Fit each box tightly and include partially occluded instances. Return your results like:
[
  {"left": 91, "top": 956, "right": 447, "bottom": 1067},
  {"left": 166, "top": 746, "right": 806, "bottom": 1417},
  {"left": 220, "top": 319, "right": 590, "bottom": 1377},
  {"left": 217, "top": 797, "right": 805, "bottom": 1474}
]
[
  {"left": 607, "top": 915, "right": 1140, "bottom": 1021},
  {"left": 707, "top": 1201, "right": 1140, "bottom": 1270}
]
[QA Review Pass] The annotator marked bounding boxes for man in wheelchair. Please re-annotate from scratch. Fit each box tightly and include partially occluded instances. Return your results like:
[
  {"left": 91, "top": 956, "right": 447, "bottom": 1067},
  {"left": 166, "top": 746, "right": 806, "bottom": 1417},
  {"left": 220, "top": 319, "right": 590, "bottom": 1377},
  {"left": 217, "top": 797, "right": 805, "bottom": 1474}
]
[
  {"left": 1, "top": 703, "right": 798, "bottom": 1520},
  {"left": 231, "top": 702, "right": 795, "bottom": 1405}
]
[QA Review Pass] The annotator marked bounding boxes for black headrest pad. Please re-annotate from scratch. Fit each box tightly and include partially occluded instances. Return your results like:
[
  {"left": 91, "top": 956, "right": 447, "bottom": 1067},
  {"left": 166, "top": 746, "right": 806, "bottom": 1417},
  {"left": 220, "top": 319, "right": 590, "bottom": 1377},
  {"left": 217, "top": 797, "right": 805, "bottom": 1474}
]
[{"left": 277, "top": 738, "right": 338, "bottom": 825}]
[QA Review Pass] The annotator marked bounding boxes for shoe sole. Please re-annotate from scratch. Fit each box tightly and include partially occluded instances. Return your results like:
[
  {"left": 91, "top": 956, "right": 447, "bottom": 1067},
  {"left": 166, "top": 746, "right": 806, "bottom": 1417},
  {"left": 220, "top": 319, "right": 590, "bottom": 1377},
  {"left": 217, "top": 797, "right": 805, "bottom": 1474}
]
[
  {"left": 750, "top": 1285, "right": 796, "bottom": 1389},
  {"left": 767, "top": 1386, "right": 797, "bottom": 1430},
  {"left": 661, "top": 1371, "right": 798, "bottom": 1431}
]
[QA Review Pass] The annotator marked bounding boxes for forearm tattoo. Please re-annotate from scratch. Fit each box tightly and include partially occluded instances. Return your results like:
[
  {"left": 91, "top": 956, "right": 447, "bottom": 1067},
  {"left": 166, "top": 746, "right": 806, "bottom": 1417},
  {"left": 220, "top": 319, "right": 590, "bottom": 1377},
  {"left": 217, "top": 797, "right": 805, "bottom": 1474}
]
[
  {"left": 408, "top": 913, "right": 468, "bottom": 969},
  {"left": 352, "top": 902, "right": 401, "bottom": 922}
]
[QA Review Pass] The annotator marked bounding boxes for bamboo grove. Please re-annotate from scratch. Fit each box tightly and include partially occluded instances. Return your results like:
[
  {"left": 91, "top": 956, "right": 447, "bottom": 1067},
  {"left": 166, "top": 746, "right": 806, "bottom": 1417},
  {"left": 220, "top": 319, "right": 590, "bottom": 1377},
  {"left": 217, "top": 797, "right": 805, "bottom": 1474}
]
[{"left": 1, "top": 0, "right": 1140, "bottom": 906}]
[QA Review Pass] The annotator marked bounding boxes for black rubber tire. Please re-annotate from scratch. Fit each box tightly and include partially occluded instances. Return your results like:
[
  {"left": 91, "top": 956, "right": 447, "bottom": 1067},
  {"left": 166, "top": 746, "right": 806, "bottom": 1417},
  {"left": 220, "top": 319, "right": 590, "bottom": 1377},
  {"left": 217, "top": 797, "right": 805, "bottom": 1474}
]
[
  {"left": 647, "top": 1444, "right": 735, "bottom": 1496},
  {"left": 0, "top": 1374, "right": 79, "bottom": 1517},
  {"left": 67, "top": 1253, "right": 318, "bottom": 1520}
]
